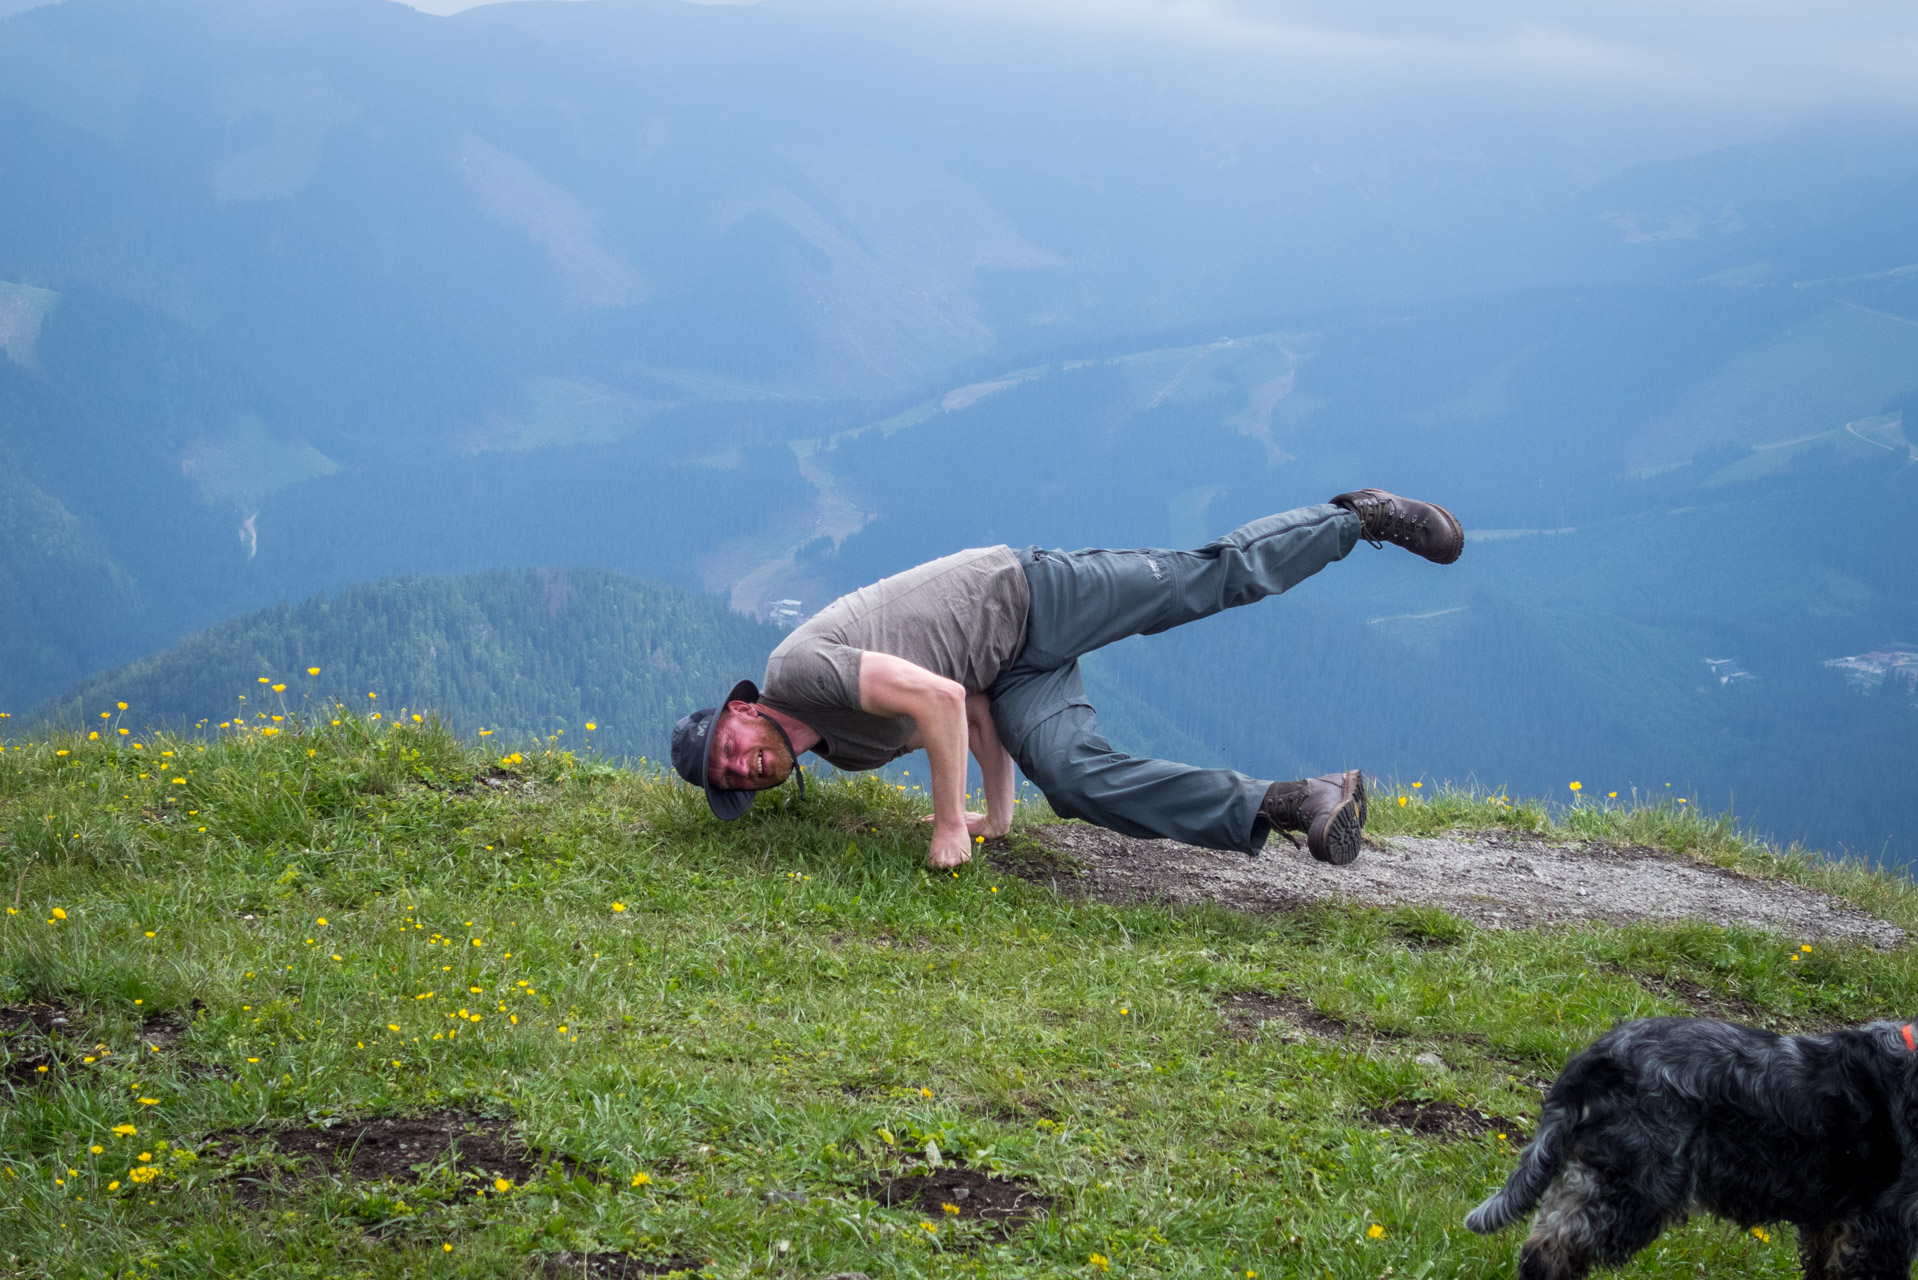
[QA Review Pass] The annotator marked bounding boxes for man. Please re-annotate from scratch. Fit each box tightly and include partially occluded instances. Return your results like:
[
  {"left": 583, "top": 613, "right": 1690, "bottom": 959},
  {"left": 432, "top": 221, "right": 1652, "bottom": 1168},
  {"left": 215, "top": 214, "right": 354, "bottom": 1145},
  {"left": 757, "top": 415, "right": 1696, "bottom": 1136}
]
[{"left": 672, "top": 491, "right": 1463, "bottom": 870}]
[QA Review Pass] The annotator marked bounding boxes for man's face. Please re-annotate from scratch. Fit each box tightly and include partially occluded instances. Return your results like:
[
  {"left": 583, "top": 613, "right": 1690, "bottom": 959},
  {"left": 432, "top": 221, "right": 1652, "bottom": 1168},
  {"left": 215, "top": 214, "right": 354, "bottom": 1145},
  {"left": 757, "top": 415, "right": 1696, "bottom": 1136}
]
[{"left": 706, "top": 701, "right": 794, "bottom": 791}]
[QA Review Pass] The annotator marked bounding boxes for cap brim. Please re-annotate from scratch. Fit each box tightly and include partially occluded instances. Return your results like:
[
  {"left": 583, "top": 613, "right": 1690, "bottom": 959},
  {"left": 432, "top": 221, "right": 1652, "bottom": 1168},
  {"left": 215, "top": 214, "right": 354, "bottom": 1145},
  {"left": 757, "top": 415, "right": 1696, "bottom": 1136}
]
[{"left": 700, "top": 679, "right": 763, "bottom": 820}]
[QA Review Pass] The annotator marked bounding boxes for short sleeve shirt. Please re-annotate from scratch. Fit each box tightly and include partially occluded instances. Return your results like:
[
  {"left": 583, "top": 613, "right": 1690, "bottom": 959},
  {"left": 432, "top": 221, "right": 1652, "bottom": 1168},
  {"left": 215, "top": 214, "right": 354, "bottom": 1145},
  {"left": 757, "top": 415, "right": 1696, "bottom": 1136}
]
[{"left": 760, "top": 546, "right": 1031, "bottom": 770}]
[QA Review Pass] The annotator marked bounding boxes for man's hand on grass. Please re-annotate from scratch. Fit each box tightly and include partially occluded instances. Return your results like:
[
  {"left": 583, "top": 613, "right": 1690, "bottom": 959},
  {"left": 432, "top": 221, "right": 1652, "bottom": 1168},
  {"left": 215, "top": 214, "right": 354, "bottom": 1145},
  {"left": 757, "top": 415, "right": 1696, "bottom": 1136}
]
[{"left": 926, "top": 823, "right": 975, "bottom": 869}]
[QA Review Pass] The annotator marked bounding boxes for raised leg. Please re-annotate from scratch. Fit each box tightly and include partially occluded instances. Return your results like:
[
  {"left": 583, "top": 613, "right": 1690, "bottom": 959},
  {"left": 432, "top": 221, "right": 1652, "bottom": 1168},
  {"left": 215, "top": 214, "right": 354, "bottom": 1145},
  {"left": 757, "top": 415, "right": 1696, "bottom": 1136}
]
[{"left": 1014, "top": 503, "right": 1360, "bottom": 672}]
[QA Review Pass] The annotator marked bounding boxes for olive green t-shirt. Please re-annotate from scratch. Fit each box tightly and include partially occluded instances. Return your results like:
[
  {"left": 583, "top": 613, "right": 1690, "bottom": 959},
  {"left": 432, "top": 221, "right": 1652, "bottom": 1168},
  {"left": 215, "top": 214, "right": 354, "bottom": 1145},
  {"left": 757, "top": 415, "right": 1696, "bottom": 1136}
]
[{"left": 760, "top": 546, "right": 1031, "bottom": 771}]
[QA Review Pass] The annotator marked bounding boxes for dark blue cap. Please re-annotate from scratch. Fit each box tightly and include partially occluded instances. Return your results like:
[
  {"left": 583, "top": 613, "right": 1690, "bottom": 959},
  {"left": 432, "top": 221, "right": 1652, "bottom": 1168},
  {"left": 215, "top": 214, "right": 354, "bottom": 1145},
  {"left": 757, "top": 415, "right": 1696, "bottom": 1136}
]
[{"left": 671, "top": 678, "right": 761, "bottom": 820}]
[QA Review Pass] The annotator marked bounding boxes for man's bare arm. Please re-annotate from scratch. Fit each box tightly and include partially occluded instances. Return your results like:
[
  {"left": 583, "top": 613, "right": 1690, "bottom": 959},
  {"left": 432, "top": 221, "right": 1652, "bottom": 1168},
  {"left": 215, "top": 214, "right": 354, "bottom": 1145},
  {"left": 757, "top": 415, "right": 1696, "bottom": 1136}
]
[
  {"left": 965, "top": 693, "right": 1015, "bottom": 838},
  {"left": 857, "top": 651, "right": 975, "bottom": 869}
]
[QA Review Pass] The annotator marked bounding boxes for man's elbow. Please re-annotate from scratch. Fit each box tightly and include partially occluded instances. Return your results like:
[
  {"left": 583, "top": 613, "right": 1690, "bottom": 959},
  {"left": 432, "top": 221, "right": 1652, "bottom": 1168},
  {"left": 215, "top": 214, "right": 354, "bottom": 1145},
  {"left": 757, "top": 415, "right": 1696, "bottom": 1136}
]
[{"left": 931, "top": 679, "right": 967, "bottom": 718}]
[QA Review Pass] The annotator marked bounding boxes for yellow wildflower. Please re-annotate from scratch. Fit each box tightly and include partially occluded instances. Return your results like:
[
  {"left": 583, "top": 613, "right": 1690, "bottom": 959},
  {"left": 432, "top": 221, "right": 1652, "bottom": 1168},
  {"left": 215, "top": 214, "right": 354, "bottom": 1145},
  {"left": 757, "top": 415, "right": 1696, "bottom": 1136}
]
[
  {"left": 1367, "top": 1224, "right": 1385, "bottom": 1239},
  {"left": 631, "top": 1171, "right": 651, "bottom": 1187}
]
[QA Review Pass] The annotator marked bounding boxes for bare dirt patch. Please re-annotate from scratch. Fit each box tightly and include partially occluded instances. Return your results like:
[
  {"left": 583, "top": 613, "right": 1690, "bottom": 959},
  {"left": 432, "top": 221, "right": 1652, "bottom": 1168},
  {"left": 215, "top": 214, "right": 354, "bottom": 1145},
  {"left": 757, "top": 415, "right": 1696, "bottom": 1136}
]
[
  {"left": 1, "top": 1000, "right": 214, "bottom": 1084},
  {"left": 539, "top": 1252, "right": 708, "bottom": 1278},
  {"left": 868, "top": 1165, "right": 1051, "bottom": 1234},
  {"left": 1219, "top": 990, "right": 1356, "bottom": 1041},
  {"left": 1362, "top": 1099, "right": 1524, "bottom": 1141},
  {"left": 1626, "top": 971, "right": 1843, "bottom": 1033},
  {"left": 1027, "top": 825, "right": 1903, "bottom": 947},
  {"left": 0, "top": 1001, "right": 78, "bottom": 1083},
  {"left": 206, "top": 1112, "right": 577, "bottom": 1200}
]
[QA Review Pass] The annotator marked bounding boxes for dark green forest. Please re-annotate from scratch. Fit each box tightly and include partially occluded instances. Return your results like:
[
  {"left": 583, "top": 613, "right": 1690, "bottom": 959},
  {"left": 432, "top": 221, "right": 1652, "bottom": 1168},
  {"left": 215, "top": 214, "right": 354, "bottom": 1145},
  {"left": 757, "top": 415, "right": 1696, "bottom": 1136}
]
[{"left": 26, "top": 569, "right": 781, "bottom": 764}]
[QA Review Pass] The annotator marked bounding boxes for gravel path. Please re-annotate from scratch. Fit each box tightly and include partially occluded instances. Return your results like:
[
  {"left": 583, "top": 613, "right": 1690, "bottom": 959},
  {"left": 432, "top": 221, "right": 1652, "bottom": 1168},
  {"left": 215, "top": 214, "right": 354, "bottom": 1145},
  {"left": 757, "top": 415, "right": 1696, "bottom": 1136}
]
[{"left": 1022, "top": 825, "right": 1905, "bottom": 948}]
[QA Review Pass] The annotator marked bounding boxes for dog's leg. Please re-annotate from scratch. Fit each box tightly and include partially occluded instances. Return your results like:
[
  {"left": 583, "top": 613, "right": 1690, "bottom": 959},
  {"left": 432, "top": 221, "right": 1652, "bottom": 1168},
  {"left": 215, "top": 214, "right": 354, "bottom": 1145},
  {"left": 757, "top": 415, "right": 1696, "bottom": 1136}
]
[
  {"left": 1796, "top": 1222, "right": 1845, "bottom": 1280},
  {"left": 1518, "top": 1162, "right": 1606, "bottom": 1280},
  {"left": 1832, "top": 1213, "right": 1912, "bottom": 1280}
]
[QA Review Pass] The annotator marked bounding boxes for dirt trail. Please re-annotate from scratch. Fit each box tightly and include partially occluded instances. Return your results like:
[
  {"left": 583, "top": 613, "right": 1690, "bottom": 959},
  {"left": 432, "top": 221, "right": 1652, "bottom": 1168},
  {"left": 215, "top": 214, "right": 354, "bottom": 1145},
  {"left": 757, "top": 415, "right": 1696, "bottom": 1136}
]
[{"left": 1023, "top": 825, "right": 1905, "bottom": 948}]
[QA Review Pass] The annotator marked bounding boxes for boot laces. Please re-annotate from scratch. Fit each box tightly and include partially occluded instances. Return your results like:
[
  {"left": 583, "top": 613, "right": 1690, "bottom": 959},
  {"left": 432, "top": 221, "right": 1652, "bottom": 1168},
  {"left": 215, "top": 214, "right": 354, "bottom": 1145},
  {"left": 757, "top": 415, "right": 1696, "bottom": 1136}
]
[{"left": 1357, "top": 497, "right": 1427, "bottom": 550}]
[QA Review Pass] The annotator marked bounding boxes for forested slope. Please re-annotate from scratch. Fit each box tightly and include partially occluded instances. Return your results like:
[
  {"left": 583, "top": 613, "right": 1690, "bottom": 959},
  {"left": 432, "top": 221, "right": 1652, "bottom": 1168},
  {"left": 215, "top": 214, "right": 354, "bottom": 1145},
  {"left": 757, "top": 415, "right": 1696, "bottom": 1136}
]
[{"left": 28, "top": 569, "right": 779, "bottom": 763}]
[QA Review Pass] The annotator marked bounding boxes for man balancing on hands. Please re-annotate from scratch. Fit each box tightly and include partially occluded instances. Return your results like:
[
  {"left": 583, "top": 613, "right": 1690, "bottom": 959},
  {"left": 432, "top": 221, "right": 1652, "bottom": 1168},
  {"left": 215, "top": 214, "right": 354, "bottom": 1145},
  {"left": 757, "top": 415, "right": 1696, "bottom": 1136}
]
[{"left": 671, "top": 491, "right": 1463, "bottom": 870}]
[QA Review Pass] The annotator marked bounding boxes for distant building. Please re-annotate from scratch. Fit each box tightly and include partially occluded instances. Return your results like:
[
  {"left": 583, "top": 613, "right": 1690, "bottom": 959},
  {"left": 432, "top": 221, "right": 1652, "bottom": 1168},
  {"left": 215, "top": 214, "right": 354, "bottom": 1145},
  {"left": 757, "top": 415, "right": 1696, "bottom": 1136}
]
[
  {"left": 1824, "top": 649, "right": 1918, "bottom": 695},
  {"left": 1702, "top": 657, "right": 1754, "bottom": 686},
  {"left": 767, "top": 599, "right": 805, "bottom": 630}
]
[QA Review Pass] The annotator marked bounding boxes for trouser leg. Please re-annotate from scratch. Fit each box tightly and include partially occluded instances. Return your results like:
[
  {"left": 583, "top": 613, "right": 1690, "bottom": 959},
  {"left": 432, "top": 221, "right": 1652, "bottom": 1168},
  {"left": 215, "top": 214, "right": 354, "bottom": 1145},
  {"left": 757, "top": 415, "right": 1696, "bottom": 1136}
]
[
  {"left": 1015, "top": 502, "right": 1360, "bottom": 670},
  {"left": 1006, "top": 676, "right": 1273, "bottom": 854},
  {"left": 990, "top": 504, "right": 1359, "bottom": 855}
]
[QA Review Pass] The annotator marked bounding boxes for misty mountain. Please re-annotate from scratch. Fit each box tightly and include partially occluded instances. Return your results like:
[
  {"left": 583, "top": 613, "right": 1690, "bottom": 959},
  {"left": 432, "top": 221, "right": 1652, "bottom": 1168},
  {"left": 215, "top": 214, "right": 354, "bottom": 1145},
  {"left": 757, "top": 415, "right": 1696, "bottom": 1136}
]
[
  {"left": 32, "top": 567, "right": 780, "bottom": 762},
  {"left": 2, "top": 0, "right": 1916, "bottom": 859}
]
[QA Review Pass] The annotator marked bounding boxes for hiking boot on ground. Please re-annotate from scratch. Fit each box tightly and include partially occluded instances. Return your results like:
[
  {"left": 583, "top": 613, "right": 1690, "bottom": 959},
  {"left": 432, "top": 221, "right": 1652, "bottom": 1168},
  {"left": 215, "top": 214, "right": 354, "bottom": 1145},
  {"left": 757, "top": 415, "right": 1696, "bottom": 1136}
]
[
  {"left": 1261, "top": 770, "right": 1367, "bottom": 865},
  {"left": 1330, "top": 489, "right": 1464, "bottom": 565}
]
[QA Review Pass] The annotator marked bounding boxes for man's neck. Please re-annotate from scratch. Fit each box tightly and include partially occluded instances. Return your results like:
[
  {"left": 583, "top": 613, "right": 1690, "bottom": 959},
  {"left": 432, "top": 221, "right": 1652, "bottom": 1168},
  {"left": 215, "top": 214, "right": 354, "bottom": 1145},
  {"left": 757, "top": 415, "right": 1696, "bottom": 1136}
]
[{"left": 757, "top": 704, "right": 821, "bottom": 755}]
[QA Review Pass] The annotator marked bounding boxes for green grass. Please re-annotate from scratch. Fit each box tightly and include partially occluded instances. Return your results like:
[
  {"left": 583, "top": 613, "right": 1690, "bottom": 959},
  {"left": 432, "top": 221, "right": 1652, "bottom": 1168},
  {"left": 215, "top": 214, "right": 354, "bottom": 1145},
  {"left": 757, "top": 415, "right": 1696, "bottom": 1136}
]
[{"left": 1, "top": 716, "right": 1915, "bottom": 1278}]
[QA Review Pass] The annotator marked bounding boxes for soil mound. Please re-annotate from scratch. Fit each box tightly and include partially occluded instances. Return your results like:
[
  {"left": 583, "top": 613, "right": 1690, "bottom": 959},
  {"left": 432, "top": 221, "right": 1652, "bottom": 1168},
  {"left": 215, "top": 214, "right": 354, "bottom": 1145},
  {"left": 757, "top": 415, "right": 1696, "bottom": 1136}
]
[
  {"left": 1022, "top": 825, "right": 1903, "bottom": 947},
  {"left": 1362, "top": 1099, "right": 1524, "bottom": 1141},
  {"left": 206, "top": 1111, "right": 576, "bottom": 1200},
  {"left": 868, "top": 1165, "right": 1050, "bottom": 1233},
  {"left": 540, "top": 1253, "right": 707, "bottom": 1278}
]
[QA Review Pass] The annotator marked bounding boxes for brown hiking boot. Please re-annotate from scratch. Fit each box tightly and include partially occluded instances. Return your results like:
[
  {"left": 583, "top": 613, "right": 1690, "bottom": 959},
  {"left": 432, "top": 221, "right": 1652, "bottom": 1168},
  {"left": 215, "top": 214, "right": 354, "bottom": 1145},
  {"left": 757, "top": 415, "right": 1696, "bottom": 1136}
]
[
  {"left": 1261, "top": 770, "right": 1367, "bottom": 865},
  {"left": 1330, "top": 489, "right": 1464, "bottom": 565}
]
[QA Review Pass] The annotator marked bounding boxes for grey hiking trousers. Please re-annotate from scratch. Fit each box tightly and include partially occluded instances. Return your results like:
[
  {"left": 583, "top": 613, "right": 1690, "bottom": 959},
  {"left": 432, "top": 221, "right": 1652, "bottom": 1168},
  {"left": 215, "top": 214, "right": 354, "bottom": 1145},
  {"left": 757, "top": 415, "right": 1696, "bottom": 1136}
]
[{"left": 987, "top": 503, "right": 1361, "bottom": 855}]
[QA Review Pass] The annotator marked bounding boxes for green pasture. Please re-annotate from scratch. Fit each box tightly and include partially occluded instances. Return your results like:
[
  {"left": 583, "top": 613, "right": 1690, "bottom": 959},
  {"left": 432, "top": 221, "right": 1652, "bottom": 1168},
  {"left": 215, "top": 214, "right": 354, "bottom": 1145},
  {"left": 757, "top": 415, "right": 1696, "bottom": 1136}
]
[{"left": 1, "top": 712, "right": 1913, "bottom": 1278}]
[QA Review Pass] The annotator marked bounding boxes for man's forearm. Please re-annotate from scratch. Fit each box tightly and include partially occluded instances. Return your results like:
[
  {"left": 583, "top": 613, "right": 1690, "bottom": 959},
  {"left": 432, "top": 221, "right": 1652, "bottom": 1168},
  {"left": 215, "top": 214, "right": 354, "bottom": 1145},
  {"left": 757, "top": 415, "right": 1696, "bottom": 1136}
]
[
  {"left": 855, "top": 650, "right": 986, "bottom": 868},
  {"left": 967, "top": 694, "right": 1015, "bottom": 837},
  {"left": 919, "top": 685, "right": 973, "bottom": 842}
]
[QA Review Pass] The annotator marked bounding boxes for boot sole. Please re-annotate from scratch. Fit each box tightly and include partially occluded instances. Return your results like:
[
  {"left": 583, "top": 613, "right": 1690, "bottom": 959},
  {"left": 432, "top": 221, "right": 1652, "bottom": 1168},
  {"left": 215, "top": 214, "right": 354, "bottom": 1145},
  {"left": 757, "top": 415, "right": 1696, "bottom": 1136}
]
[{"left": 1308, "top": 771, "right": 1365, "bottom": 865}]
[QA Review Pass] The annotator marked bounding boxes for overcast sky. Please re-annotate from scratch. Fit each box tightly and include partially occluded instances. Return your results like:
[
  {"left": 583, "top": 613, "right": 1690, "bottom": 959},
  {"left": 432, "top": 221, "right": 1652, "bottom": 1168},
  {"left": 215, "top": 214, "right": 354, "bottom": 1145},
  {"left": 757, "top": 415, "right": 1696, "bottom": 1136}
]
[{"left": 386, "top": 0, "right": 1918, "bottom": 117}]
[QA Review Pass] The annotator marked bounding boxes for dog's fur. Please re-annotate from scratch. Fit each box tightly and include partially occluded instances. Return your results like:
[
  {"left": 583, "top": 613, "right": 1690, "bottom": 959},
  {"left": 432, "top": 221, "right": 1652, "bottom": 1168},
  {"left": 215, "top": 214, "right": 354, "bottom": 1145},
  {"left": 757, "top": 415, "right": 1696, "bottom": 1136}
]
[{"left": 1467, "top": 1016, "right": 1918, "bottom": 1280}]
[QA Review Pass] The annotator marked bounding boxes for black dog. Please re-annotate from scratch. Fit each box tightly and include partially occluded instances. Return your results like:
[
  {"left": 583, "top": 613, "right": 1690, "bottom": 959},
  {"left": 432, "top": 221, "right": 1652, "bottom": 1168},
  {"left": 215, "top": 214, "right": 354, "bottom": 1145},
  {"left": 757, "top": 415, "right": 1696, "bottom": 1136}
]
[{"left": 1467, "top": 1016, "right": 1918, "bottom": 1279}]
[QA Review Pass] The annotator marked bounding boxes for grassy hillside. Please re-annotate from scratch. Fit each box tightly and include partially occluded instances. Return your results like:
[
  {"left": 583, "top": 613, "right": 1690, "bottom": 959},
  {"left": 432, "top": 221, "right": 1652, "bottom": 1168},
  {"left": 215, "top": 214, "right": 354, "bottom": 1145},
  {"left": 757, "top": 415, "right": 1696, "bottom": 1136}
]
[
  {"left": 26, "top": 569, "right": 781, "bottom": 765},
  {"left": 2, "top": 712, "right": 1914, "bottom": 1278}
]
